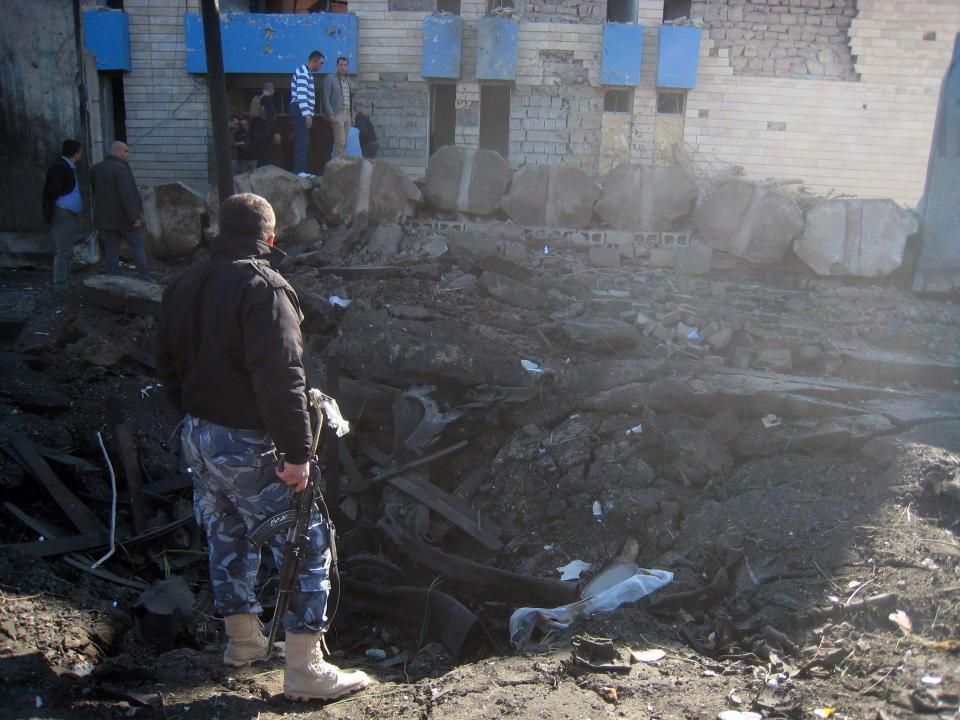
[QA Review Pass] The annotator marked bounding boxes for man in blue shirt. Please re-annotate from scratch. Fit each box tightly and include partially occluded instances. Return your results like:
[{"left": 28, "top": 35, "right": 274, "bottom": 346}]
[
  {"left": 289, "top": 51, "right": 325, "bottom": 177},
  {"left": 42, "top": 139, "right": 83, "bottom": 292}
]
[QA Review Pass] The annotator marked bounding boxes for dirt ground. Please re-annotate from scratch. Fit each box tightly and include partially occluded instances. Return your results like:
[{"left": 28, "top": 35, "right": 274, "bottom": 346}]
[{"left": 0, "top": 221, "right": 958, "bottom": 720}]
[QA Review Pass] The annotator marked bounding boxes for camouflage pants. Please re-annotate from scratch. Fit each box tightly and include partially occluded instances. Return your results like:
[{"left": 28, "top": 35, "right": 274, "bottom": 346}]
[{"left": 180, "top": 414, "right": 331, "bottom": 634}]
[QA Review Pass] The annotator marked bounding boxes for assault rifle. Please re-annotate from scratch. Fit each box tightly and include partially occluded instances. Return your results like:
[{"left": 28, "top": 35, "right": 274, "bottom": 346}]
[{"left": 247, "top": 388, "right": 350, "bottom": 659}]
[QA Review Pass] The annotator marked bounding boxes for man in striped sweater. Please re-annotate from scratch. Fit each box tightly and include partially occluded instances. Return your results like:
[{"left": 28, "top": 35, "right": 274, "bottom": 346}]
[{"left": 289, "top": 50, "right": 325, "bottom": 177}]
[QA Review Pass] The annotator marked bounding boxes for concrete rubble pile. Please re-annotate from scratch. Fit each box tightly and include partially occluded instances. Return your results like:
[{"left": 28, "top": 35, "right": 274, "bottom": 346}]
[{"left": 0, "top": 151, "right": 957, "bottom": 679}]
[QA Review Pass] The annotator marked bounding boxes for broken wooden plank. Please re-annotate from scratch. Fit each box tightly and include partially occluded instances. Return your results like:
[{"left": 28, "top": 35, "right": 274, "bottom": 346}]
[
  {"left": 107, "top": 397, "right": 147, "bottom": 534},
  {"left": 379, "top": 517, "right": 578, "bottom": 607},
  {"left": 2, "top": 534, "right": 108, "bottom": 557},
  {"left": 71, "top": 317, "right": 155, "bottom": 369},
  {"left": 5, "top": 501, "right": 146, "bottom": 590},
  {"left": 1, "top": 431, "right": 107, "bottom": 540},
  {"left": 359, "top": 440, "right": 469, "bottom": 492},
  {"left": 388, "top": 474, "right": 502, "bottom": 551},
  {"left": 117, "top": 473, "right": 192, "bottom": 502}
]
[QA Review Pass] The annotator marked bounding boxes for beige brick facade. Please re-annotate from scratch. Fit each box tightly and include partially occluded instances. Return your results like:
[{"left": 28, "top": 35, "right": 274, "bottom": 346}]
[{"left": 350, "top": 0, "right": 958, "bottom": 206}]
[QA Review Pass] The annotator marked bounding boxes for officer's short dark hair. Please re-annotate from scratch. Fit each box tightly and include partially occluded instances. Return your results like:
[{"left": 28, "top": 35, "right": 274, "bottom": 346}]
[
  {"left": 309, "top": 50, "right": 324, "bottom": 62},
  {"left": 337, "top": 56, "right": 348, "bottom": 65},
  {"left": 62, "top": 139, "right": 82, "bottom": 157},
  {"left": 220, "top": 193, "right": 276, "bottom": 242}
]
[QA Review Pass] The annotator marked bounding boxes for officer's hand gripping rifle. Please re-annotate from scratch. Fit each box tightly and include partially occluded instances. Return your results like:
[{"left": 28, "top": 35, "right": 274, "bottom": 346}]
[{"left": 247, "top": 388, "right": 349, "bottom": 660}]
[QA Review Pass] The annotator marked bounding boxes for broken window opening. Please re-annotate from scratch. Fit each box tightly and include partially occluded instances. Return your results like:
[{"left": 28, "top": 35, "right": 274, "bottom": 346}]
[
  {"left": 487, "top": 0, "right": 514, "bottom": 15},
  {"left": 663, "top": 0, "right": 691, "bottom": 22},
  {"left": 437, "top": 0, "right": 460, "bottom": 12},
  {"left": 430, "top": 83, "right": 457, "bottom": 157},
  {"left": 656, "top": 90, "right": 686, "bottom": 115},
  {"left": 604, "top": 88, "right": 633, "bottom": 113},
  {"left": 99, "top": 72, "right": 127, "bottom": 148},
  {"left": 479, "top": 84, "right": 510, "bottom": 160},
  {"left": 607, "top": 0, "right": 637, "bottom": 24}
]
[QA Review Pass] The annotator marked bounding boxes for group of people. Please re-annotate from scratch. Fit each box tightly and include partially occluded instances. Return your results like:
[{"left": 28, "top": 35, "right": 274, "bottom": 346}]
[
  {"left": 229, "top": 80, "right": 282, "bottom": 173},
  {"left": 227, "top": 52, "right": 376, "bottom": 178},
  {"left": 41, "top": 139, "right": 151, "bottom": 292},
  {"left": 39, "top": 49, "right": 382, "bottom": 703},
  {"left": 289, "top": 51, "right": 359, "bottom": 176}
]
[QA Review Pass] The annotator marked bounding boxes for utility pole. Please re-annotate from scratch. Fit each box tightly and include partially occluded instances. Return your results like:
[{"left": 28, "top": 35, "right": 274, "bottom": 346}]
[{"left": 201, "top": 0, "right": 234, "bottom": 202}]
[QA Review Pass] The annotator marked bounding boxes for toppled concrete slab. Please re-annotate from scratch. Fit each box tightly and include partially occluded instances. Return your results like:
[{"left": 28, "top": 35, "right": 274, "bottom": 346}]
[
  {"left": 694, "top": 180, "right": 803, "bottom": 264},
  {"left": 834, "top": 341, "right": 958, "bottom": 389},
  {"left": 737, "top": 413, "right": 896, "bottom": 457},
  {"left": 595, "top": 164, "right": 698, "bottom": 232},
  {"left": 501, "top": 165, "right": 599, "bottom": 229},
  {"left": 554, "top": 318, "right": 641, "bottom": 354},
  {"left": 315, "top": 158, "right": 422, "bottom": 229},
  {"left": 233, "top": 165, "right": 309, "bottom": 241},
  {"left": 142, "top": 182, "right": 205, "bottom": 259},
  {"left": 325, "top": 309, "right": 530, "bottom": 387},
  {"left": 478, "top": 271, "right": 542, "bottom": 309},
  {"left": 423, "top": 146, "right": 513, "bottom": 216},
  {"left": 80, "top": 275, "right": 163, "bottom": 317},
  {"left": 861, "top": 419, "right": 960, "bottom": 466},
  {"left": 0, "top": 233, "right": 55, "bottom": 269},
  {"left": 795, "top": 199, "right": 918, "bottom": 277}
]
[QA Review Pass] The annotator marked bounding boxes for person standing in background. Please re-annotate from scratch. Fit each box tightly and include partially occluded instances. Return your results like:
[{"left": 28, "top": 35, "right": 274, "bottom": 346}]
[
  {"left": 41, "top": 139, "right": 83, "bottom": 292},
  {"left": 289, "top": 51, "right": 325, "bottom": 176}
]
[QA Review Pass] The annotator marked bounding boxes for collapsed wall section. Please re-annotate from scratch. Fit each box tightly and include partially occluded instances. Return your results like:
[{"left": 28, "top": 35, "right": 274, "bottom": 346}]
[{"left": 692, "top": 0, "right": 858, "bottom": 80}]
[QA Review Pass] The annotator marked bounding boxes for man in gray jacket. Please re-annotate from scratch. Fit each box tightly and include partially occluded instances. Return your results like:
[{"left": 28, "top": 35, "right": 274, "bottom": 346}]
[
  {"left": 90, "top": 141, "right": 152, "bottom": 281},
  {"left": 322, "top": 57, "right": 358, "bottom": 159}
]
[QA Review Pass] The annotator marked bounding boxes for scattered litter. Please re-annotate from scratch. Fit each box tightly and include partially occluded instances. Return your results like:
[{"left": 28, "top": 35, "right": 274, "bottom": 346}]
[
  {"left": 717, "top": 712, "right": 762, "bottom": 720},
  {"left": 365, "top": 648, "right": 387, "bottom": 660},
  {"left": 702, "top": 669, "right": 718, "bottom": 677},
  {"left": 687, "top": 330, "right": 699, "bottom": 339},
  {"left": 920, "top": 557, "right": 939, "bottom": 570},
  {"left": 543, "top": 245, "right": 549, "bottom": 254},
  {"left": 71, "top": 660, "right": 95, "bottom": 677},
  {"left": 847, "top": 580, "right": 860, "bottom": 588},
  {"left": 922, "top": 675, "right": 943, "bottom": 686},
  {"left": 625, "top": 424, "right": 643, "bottom": 436},
  {"left": 888, "top": 610, "right": 913, "bottom": 633},
  {"left": 521, "top": 359, "right": 546, "bottom": 374},
  {"left": 543, "top": 545, "right": 553, "bottom": 551},
  {"left": 728, "top": 689, "right": 743, "bottom": 705},
  {"left": 630, "top": 648, "right": 665, "bottom": 663},
  {"left": 328, "top": 295, "right": 351, "bottom": 307},
  {"left": 557, "top": 560, "right": 592, "bottom": 581},
  {"left": 592, "top": 501, "right": 603, "bottom": 520},
  {"left": 139, "top": 383, "right": 159, "bottom": 398},
  {"left": 508, "top": 568, "right": 673, "bottom": 648},
  {"left": 761, "top": 414, "right": 781, "bottom": 428},
  {"left": 813, "top": 709, "right": 837, "bottom": 719},
  {"left": 597, "top": 686, "right": 617, "bottom": 702}
]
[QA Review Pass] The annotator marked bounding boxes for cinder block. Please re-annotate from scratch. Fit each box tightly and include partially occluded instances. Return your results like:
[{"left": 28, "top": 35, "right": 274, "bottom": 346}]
[{"left": 588, "top": 245, "right": 621, "bottom": 268}]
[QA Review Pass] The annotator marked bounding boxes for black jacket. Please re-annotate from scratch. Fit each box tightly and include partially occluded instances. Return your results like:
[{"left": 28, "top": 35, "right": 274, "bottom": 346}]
[
  {"left": 155, "top": 234, "right": 312, "bottom": 463},
  {"left": 42, "top": 157, "right": 76, "bottom": 224},
  {"left": 90, "top": 155, "right": 142, "bottom": 231}
]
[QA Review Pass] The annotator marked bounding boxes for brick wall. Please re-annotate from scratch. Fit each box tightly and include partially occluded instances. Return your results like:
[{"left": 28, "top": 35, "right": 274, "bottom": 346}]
[
  {"left": 516, "top": 1, "right": 606, "bottom": 24},
  {"left": 124, "top": 0, "right": 211, "bottom": 191},
  {"left": 691, "top": 0, "right": 858, "bottom": 80},
  {"left": 685, "top": 0, "right": 960, "bottom": 203}
]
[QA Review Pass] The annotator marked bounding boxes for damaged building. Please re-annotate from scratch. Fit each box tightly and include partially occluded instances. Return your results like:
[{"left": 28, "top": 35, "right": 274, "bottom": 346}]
[{"left": 2, "top": 0, "right": 960, "bottom": 235}]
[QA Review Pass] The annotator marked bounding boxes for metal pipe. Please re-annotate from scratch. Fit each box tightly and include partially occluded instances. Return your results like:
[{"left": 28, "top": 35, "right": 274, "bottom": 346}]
[{"left": 200, "top": 0, "right": 234, "bottom": 202}]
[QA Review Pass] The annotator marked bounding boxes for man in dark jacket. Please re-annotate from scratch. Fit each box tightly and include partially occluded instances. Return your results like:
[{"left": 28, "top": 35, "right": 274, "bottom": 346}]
[
  {"left": 90, "top": 141, "right": 152, "bottom": 282},
  {"left": 249, "top": 81, "right": 280, "bottom": 168},
  {"left": 41, "top": 139, "right": 83, "bottom": 291},
  {"left": 155, "top": 193, "right": 373, "bottom": 702}
]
